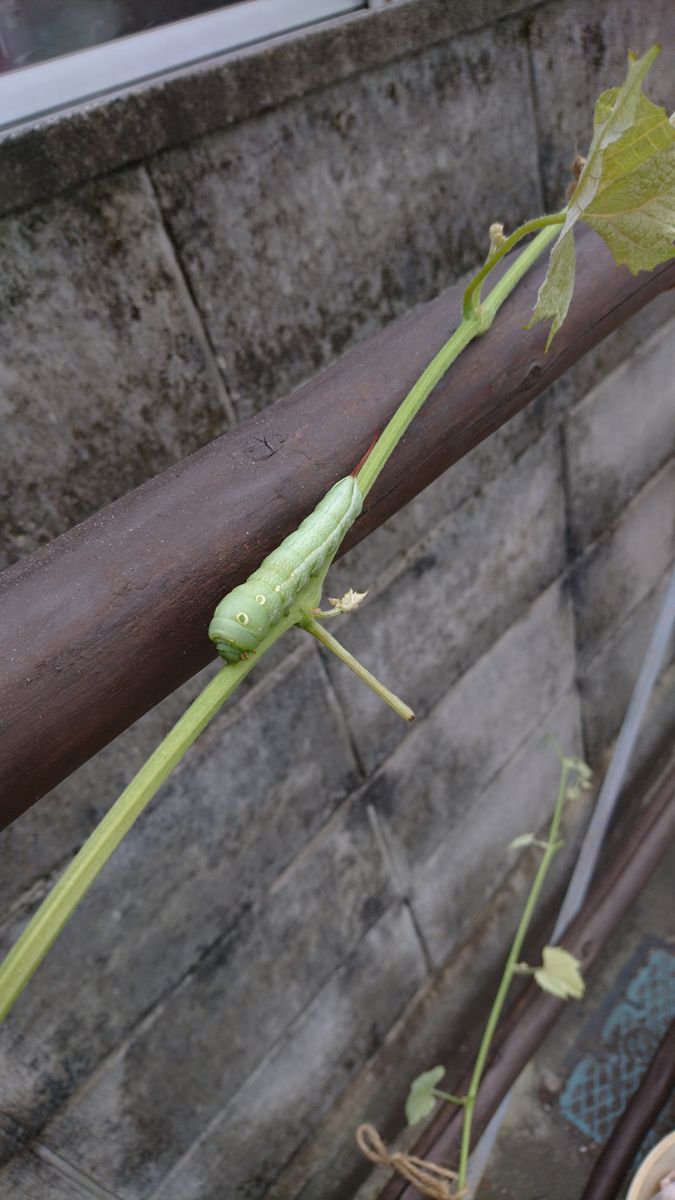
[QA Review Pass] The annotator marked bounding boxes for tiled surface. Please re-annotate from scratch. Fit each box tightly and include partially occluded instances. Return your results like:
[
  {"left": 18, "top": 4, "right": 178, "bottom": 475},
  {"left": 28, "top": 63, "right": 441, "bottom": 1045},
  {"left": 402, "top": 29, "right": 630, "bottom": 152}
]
[{"left": 561, "top": 942, "right": 675, "bottom": 1144}]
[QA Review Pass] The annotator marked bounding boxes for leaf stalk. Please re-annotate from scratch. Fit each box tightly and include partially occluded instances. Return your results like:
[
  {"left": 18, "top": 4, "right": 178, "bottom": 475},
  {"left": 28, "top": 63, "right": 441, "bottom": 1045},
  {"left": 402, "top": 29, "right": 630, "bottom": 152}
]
[
  {"left": 300, "top": 616, "right": 414, "bottom": 722},
  {"left": 462, "top": 211, "right": 566, "bottom": 320}
]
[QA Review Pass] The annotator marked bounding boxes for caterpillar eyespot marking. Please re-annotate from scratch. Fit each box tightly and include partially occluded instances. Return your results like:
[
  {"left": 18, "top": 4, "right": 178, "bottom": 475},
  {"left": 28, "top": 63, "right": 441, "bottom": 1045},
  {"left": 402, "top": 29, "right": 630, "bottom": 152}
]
[{"left": 209, "top": 475, "right": 363, "bottom": 664}]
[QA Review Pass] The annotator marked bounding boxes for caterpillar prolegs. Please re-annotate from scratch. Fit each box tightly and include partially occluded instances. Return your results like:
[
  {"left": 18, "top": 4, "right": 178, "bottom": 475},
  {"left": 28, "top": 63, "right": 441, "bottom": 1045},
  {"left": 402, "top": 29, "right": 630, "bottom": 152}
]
[{"left": 209, "top": 475, "right": 363, "bottom": 662}]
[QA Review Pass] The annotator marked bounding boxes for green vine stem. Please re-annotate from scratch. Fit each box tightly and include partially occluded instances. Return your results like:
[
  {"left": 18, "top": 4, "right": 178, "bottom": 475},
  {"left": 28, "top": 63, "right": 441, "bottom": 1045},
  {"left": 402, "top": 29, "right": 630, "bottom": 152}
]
[
  {"left": 0, "top": 214, "right": 563, "bottom": 1021},
  {"left": 455, "top": 757, "right": 571, "bottom": 1191},
  {"left": 355, "top": 218, "right": 562, "bottom": 500},
  {"left": 0, "top": 600, "right": 308, "bottom": 1020}
]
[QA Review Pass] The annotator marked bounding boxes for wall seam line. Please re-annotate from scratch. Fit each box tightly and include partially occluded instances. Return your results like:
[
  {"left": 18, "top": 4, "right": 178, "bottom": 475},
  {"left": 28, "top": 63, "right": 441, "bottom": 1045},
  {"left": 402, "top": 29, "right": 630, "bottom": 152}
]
[
  {"left": 32, "top": 1144, "right": 126, "bottom": 1199},
  {"left": 523, "top": 9, "right": 549, "bottom": 214},
  {"left": 556, "top": 418, "right": 591, "bottom": 764},
  {"left": 366, "top": 802, "right": 436, "bottom": 975},
  {"left": 293, "top": 645, "right": 439, "bottom": 969},
  {"left": 141, "top": 165, "right": 238, "bottom": 428}
]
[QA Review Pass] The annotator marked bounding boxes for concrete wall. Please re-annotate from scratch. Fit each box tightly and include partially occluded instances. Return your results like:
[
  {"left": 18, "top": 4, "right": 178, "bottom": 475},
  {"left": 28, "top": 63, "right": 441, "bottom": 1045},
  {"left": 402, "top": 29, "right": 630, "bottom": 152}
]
[{"left": 1, "top": 2, "right": 675, "bottom": 1198}]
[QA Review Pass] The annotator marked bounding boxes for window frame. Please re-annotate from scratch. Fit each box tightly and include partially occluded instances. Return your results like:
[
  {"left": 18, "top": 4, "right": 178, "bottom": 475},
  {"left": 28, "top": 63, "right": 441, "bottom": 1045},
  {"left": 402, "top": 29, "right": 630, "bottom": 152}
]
[{"left": 0, "top": 0, "right": 367, "bottom": 131}]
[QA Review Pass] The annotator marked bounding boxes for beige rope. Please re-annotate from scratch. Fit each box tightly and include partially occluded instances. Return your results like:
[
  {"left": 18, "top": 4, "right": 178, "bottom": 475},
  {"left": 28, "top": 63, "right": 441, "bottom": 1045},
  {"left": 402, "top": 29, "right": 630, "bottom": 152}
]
[{"left": 356, "top": 1123, "right": 466, "bottom": 1200}]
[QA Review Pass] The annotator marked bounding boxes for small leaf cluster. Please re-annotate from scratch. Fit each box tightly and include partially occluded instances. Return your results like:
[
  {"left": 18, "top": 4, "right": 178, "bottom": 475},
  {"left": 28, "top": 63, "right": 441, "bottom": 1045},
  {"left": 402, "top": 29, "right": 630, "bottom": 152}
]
[
  {"left": 564, "top": 757, "right": 593, "bottom": 801},
  {"left": 530, "top": 44, "right": 675, "bottom": 347}
]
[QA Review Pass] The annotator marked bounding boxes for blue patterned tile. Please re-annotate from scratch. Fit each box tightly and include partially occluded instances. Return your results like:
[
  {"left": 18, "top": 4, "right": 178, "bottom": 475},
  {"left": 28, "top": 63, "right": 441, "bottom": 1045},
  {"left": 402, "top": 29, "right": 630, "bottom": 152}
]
[{"left": 560, "top": 942, "right": 675, "bottom": 1148}]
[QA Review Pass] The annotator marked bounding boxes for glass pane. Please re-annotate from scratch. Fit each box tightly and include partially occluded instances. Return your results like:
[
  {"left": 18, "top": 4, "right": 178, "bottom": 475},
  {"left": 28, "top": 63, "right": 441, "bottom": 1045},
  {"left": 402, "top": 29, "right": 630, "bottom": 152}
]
[{"left": 0, "top": 0, "right": 246, "bottom": 72}]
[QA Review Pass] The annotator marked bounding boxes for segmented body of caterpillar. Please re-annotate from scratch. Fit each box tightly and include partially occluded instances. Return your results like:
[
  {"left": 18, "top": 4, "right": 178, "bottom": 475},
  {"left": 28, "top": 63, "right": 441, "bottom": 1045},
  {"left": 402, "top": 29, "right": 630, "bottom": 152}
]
[{"left": 209, "top": 475, "right": 363, "bottom": 662}]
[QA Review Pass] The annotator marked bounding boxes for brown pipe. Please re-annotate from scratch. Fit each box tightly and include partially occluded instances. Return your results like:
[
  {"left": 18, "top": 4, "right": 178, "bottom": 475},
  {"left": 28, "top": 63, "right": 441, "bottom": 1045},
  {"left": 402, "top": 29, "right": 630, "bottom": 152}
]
[
  {"left": 379, "top": 764, "right": 675, "bottom": 1200},
  {"left": 2, "top": 227, "right": 675, "bottom": 827},
  {"left": 580, "top": 1017, "right": 675, "bottom": 1200}
]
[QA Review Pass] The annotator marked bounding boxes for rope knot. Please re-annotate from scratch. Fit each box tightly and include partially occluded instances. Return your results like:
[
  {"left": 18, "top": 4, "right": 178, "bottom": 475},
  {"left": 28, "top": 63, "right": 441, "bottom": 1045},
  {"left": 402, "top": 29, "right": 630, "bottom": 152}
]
[{"left": 356, "top": 1123, "right": 466, "bottom": 1200}]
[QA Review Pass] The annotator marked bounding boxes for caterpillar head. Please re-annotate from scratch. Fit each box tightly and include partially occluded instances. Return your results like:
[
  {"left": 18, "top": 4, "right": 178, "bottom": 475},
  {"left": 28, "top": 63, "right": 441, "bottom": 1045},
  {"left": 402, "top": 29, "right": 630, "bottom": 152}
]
[{"left": 208, "top": 585, "right": 270, "bottom": 662}]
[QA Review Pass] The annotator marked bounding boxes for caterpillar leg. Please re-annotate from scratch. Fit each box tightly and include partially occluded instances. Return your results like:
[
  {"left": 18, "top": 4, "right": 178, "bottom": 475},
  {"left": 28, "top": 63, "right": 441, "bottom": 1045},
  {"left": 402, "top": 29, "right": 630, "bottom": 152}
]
[
  {"left": 299, "top": 616, "right": 414, "bottom": 723},
  {"left": 212, "top": 642, "right": 256, "bottom": 663}
]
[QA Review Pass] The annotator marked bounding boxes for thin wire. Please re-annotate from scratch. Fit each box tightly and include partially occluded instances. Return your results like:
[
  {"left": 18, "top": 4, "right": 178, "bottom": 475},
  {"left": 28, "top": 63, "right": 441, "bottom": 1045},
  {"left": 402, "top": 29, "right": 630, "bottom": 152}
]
[{"left": 467, "top": 565, "right": 675, "bottom": 1193}]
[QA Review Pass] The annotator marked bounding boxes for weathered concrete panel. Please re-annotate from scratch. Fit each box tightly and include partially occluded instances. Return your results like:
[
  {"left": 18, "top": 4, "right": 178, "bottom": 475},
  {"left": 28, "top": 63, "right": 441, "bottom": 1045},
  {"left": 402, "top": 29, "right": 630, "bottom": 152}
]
[
  {"left": 528, "top": 0, "right": 675, "bottom": 210},
  {"left": 558, "top": 289, "right": 675, "bottom": 418},
  {"left": 324, "top": 430, "right": 566, "bottom": 773},
  {"left": 410, "top": 690, "right": 582, "bottom": 966},
  {"left": 41, "top": 796, "right": 399, "bottom": 1197},
  {"left": 0, "top": 168, "right": 231, "bottom": 567},
  {"left": 580, "top": 568, "right": 675, "bottom": 763},
  {"left": 149, "top": 19, "right": 542, "bottom": 421},
  {"left": 0, "top": 649, "right": 360, "bottom": 1152},
  {"left": 565, "top": 320, "right": 675, "bottom": 552},
  {"left": 0, "top": 664, "right": 212, "bottom": 913},
  {"left": 0, "top": 1150, "right": 112, "bottom": 1200},
  {"left": 150, "top": 905, "right": 426, "bottom": 1200},
  {"left": 360, "top": 581, "right": 576, "bottom": 931},
  {"left": 570, "top": 458, "right": 675, "bottom": 667}
]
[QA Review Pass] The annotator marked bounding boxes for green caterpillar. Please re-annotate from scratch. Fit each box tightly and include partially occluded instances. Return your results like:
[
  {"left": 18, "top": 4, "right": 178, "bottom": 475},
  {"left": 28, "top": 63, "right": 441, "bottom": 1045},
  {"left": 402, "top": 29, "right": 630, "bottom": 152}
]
[{"left": 209, "top": 475, "right": 363, "bottom": 662}]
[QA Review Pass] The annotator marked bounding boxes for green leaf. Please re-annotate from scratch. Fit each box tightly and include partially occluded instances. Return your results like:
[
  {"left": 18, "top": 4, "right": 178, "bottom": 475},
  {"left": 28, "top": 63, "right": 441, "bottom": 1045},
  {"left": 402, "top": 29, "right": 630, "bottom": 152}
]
[
  {"left": 569, "top": 46, "right": 666, "bottom": 219},
  {"left": 529, "top": 45, "right": 675, "bottom": 345},
  {"left": 534, "top": 946, "right": 585, "bottom": 1000},
  {"left": 584, "top": 143, "right": 675, "bottom": 272},
  {"left": 405, "top": 1065, "right": 445, "bottom": 1126},
  {"left": 591, "top": 91, "right": 675, "bottom": 191}
]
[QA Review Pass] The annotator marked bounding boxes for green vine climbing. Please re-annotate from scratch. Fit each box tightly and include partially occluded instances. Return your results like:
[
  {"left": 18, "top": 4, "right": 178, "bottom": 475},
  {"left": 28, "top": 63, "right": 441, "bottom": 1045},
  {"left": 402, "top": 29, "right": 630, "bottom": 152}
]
[{"left": 1, "top": 45, "right": 673, "bottom": 1037}]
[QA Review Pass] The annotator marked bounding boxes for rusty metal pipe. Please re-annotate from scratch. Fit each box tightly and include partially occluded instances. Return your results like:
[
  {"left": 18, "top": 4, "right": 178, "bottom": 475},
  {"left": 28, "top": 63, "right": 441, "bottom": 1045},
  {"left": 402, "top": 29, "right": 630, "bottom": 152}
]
[{"left": 1, "top": 227, "right": 675, "bottom": 826}]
